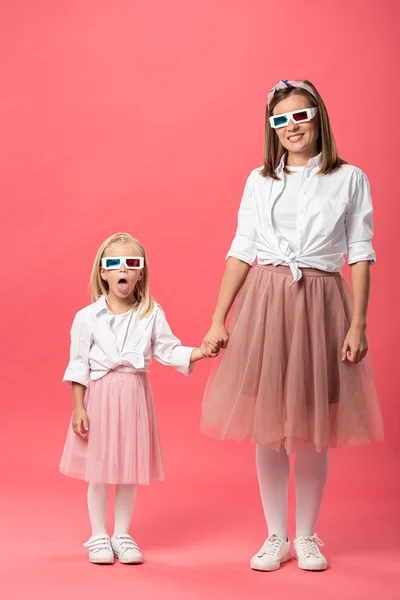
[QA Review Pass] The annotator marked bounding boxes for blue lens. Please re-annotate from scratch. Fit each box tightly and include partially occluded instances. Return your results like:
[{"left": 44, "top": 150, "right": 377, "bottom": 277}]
[
  {"left": 105, "top": 258, "right": 121, "bottom": 268},
  {"left": 273, "top": 115, "right": 288, "bottom": 127}
]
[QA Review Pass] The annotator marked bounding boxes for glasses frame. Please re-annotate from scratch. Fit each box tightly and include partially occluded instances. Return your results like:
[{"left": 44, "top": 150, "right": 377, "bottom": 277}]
[
  {"left": 269, "top": 107, "right": 318, "bottom": 129},
  {"left": 101, "top": 256, "right": 144, "bottom": 270}
]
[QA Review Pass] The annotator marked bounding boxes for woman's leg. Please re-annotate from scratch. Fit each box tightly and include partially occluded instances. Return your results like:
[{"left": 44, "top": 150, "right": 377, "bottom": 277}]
[
  {"left": 256, "top": 445, "right": 290, "bottom": 537},
  {"left": 294, "top": 449, "right": 329, "bottom": 537}
]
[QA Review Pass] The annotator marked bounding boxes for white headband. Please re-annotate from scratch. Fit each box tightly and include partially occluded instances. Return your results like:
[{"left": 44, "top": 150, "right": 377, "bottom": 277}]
[{"left": 267, "top": 80, "right": 317, "bottom": 108}]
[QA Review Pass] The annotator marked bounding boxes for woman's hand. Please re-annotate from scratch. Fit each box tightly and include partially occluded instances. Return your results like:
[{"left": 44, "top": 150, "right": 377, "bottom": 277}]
[
  {"left": 72, "top": 407, "right": 89, "bottom": 439},
  {"left": 201, "top": 321, "right": 229, "bottom": 357},
  {"left": 341, "top": 325, "right": 368, "bottom": 364}
]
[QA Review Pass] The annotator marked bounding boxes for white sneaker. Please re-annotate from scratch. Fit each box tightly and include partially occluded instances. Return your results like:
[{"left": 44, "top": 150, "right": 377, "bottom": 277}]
[
  {"left": 111, "top": 534, "right": 143, "bottom": 564},
  {"left": 250, "top": 534, "right": 291, "bottom": 571},
  {"left": 83, "top": 535, "right": 114, "bottom": 564},
  {"left": 294, "top": 534, "right": 328, "bottom": 571}
]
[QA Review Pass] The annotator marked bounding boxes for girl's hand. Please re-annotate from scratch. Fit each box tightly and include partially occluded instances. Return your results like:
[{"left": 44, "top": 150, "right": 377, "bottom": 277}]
[
  {"left": 203, "top": 322, "right": 229, "bottom": 351},
  {"left": 341, "top": 325, "right": 368, "bottom": 364},
  {"left": 72, "top": 407, "right": 89, "bottom": 439}
]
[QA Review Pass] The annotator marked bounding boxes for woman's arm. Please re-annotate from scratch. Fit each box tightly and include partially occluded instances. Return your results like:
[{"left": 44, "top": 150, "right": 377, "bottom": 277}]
[
  {"left": 350, "top": 260, "right": 370, "bottom": 329},
  {"left": 341, "top": 260, "right": 370, "bottom": 363},
  {"left": 202, "top": 257, "right": 251, "bottom": 351},
  {"left": 202, "top": 173, "right": 256, "bottom": 353}
]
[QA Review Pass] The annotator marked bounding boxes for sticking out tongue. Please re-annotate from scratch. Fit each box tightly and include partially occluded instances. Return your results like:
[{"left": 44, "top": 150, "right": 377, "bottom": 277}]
[{"left": 117, "top": 280, "right": 129, "bottom": 294}]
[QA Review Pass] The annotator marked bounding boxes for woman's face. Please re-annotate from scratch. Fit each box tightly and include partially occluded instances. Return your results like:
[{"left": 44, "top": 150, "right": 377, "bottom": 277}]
[{"left": 272, "top": 93, "right": 320, "bottom": 159}]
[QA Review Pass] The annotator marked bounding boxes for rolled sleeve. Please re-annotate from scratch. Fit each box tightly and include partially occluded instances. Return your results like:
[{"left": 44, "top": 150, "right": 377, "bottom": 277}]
[
  {"left": 345, "top": 170, "right": 376, "bottom": 265},
  {"left": 226, "top": 174, "right": 257, "bottom": 265},
  {"left": 63, "top": 311, "right": 91, "bottom": 387},
  {"left": 152, "top": 309, "right": 195, "bottom": 376}
]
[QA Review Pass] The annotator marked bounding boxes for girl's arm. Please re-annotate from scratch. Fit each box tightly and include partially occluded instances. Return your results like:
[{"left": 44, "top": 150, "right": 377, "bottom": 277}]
[
  {"left": 151, "top": 308, "right": 219, "bottom": 375},
  {"left": 341, "top": 261, "right": 370, "bottom": 363},
  {"left": 71, "top": 383, "right": 89, "bottom": 439},
  {"left": 63, "top": 310, "right": 91, "bottom": 437}
]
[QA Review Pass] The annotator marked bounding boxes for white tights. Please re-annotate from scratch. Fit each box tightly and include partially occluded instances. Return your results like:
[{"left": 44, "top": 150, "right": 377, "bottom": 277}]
[
  {"left": 256, "top": 445, "right": 329, "bottom": 538},
  {"left": 87, "top": 483, "right": 137, "bottom": 537}
]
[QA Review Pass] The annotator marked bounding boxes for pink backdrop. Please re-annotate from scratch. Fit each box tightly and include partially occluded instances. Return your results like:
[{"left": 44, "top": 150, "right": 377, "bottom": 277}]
[{"left": 1, "top": 1, "right": 399, "bottom": 598}]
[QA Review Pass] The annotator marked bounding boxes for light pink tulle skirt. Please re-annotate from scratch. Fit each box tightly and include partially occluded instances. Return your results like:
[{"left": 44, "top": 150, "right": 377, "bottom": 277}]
[
  {"left": 59, "top": 370, "right": 164, "bottom": 484},
  {"left": 201, "top": 265, "right": 384, "bottom": 452}
]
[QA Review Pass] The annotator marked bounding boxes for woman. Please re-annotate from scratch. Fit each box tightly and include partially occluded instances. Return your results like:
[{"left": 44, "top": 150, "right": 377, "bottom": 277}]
[{"left": 200, "top": 79, "right": 383, "bottom": 572}]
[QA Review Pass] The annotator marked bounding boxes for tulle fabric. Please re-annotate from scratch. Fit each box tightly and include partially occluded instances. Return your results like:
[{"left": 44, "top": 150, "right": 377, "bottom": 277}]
[
  {"left": 201, "top": 265, "right": 384, "bottom": 452},
  {"left": 60, "top": 370, "right": 164, "bottom": 484}
]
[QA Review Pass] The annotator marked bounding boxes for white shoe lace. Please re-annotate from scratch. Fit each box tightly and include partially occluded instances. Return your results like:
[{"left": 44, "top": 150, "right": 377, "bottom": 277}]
[
  {"left": 114, "top": 534, "right": 140, "bottom": 555},
  {"left": 299, "top": 534, "right": 324, "bottom": 559},
  {"left": 258, "top": 534, "right": 284, "bottom": 557},
  {"left": 83, "top": 536, "right": 112, "bottom": 555}
]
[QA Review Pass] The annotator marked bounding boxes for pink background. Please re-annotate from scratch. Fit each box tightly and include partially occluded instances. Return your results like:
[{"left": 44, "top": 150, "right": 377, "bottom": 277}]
[{"left": 1, "top": 1, "right": 399, "bottom": 598}]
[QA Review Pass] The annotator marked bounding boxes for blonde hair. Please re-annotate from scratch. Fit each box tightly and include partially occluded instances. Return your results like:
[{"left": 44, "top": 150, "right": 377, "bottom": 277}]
[
  {"left": 90, "top": 233, "right": 155, "bottom": 318},
  {"left": 262, "top": 79, "right": 345, "bottom": 179}
]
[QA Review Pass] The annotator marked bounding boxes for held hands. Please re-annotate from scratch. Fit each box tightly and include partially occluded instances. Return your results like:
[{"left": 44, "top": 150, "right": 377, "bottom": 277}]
[
  {"left": 341, "top": 325, "right": 368, "bottom": 364},
  {"left": 200, "top": 337, "right": 221, "bottom": 359},
  {"left": 72, "top": 407, "right": 89, "bottom": 439},
  {"left": 201, "top": 321, "right": 229, "bottom": 358}
]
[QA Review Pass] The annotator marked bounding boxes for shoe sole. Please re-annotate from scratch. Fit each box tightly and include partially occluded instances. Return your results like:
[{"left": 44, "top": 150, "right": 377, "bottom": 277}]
[
  {"left": 250, "top": 551, "right": 291, "bottom": 572},
  {"left": 114, "top": 552, "right": 144, "bottom": 565},
  {"left": 294, "top": 551, "right": 327, "bottom": 571},
  {"left": 89, "top": 557, "right": 115, "bottom": 565}
]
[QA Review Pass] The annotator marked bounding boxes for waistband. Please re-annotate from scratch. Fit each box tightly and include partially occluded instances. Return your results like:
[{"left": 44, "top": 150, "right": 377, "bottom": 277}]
[{"left": 258, "top": 265, "right": 342, "bottom": 278}]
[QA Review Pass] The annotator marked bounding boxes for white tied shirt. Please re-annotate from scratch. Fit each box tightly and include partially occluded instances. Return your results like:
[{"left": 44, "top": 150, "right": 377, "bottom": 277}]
[
  {"left": 226, "top": 153, "right": 376, "bottom": 283},
  {"left": 272, "top": 165, "right": 304, "bottom": 253},
  {"left": 63, "top": 297, "right": 195, "bottom": 387}
]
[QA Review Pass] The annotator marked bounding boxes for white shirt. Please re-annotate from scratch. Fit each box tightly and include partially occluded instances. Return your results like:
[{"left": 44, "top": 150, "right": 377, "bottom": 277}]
[
  {"left": 272, "top": 165, "right": 304, "bottom": 253},
  {"left": 63, "top": 297, "right": 195, "bottom": 387},
  {"left": 226, "top": 153, "right": 376, "bottom": 283},
  {"left": 108, "top": 310, "right": 136, "bottom": 355}
]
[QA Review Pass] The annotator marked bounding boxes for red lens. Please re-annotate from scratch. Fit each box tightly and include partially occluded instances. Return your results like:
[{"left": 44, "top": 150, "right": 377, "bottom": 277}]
[
  {"left": 293, "top": 111, "right": 308, "bottom": 122},
  {"left": 126, "top": 258, "right": 141, "bottom": 267}
]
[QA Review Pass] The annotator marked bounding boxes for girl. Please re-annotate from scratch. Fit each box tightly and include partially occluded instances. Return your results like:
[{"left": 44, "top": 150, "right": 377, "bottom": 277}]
[
  {"left": 200, "top": 80, "right": 384, "bottom": 571},
  {"left": 60, "top": 232, "right": 218, "bottom": 564}
]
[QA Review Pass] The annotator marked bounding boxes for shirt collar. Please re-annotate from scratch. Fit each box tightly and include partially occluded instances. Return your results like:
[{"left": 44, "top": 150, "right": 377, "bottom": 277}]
[
  {"left": 90, "top": 296, "right": 149, "bottom": 318},
  {"left": 276, "top": 152, "right": 322, "bottom": 174},
  {"left": 92, "top": 296, "right": 108, "bottom": 315}
]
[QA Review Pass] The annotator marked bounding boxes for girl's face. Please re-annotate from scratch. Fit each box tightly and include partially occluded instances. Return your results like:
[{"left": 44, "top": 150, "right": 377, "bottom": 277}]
[
  {"left": 101, "top": 241, "right": 143, "bottom": 301},
  {"left": 272, "top": 93, "right": 319, "bottom": 160}
]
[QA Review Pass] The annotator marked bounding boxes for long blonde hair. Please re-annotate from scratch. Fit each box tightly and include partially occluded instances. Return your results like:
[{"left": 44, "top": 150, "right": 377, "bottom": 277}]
[
  {"left": 90, "top": 233, "right": 155, "bottom": 317},
  {"left": 262, "top": 79, "right": 345, "bottom": 179}
]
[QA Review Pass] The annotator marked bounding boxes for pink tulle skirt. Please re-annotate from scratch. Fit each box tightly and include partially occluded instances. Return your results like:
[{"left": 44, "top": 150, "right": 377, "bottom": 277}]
[
  {"left": 201, "top": 265, "right": 384, "bottom": 452},
  {"left": 59, "top": 370, "right": 164, "bottom": 484}
]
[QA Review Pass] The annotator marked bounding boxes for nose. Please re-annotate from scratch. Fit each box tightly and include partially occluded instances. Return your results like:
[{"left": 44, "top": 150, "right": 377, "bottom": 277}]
[
  {"left": 286, "top": 118, "right": 300, "bottom": 131},
  {"left": 119, "top": 261, "right": 128, "bottom": 273}
]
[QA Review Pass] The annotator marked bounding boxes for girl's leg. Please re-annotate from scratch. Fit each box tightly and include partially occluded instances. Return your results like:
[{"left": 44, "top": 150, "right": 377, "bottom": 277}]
[
  {"left": 294, "top": 449, "right": 329, "bottom": 537},
  {"left": 256, "top": 445, "right": 290, "bottom": 537},
  {"left": 114, "top": 484, "right": 137, "bottom": 535},
  {"left": 87, "top": 483, "right": 109, "bottom": 536}
]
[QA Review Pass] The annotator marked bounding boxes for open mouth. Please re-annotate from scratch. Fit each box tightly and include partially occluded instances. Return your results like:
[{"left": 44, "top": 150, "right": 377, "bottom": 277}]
[{"left": 117, "top": 278, "right": 129, "bottom": 294}]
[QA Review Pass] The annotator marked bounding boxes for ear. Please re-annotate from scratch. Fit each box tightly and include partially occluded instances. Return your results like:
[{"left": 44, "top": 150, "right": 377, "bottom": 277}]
[{"left": 100, "top": 268, "right": 108, "bottom": 282}]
